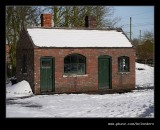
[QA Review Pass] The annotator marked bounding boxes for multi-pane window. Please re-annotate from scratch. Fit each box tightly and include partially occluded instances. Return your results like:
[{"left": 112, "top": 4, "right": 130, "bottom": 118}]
[
  {"left": 64, "top": 54, "right": 86, "bottom": 74},
  {"left": 22, "top": 55, "right": 27, "bottom": 73},
  {"left": 118, "top": 56, "right": 129, "bottom": 72}
]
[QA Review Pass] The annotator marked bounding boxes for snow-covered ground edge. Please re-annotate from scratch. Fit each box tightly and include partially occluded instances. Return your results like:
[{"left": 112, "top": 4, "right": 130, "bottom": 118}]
[{"left": 135, "top": 63, "right": 154, "bottom": 89}]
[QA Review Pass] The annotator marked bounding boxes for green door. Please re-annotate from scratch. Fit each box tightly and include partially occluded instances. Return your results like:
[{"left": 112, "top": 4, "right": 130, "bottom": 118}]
[
  {"left": 40, "top": 57, "right": 54, "bottom": 92},
  {"left": 98, "top": 55, "right": 111, "bottom": 89}
]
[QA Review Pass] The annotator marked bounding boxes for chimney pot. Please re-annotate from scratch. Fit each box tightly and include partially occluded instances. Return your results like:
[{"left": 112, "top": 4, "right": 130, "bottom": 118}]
[
  {"left": 85, "top": 16, "right": 97, "bottom": 28},
  {"left": 41, "top": 14, "right": 52, "bottom": 28}
]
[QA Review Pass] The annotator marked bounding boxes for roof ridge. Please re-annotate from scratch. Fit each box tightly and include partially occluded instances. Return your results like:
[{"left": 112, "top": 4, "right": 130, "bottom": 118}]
[{"left": 27, "top": 27, "right": 123, "bottom": 32}]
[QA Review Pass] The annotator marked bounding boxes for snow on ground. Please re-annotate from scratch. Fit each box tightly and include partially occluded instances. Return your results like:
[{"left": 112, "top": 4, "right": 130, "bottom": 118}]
[
  {"left": 6, "top": 63, "right": 154, "bottom": 118},
  {"left": 6, "top": 90, "right": 154, "bottom": 118},
  {"left": 6, "top": 80, "right": 33, "bottom": 99},
  {"left": 136, "top": 63, "right": 154, "bottom": 88}
]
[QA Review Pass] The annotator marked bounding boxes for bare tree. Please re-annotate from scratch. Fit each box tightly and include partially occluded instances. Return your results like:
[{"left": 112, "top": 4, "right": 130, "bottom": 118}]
[
  {"left": 6, "top": 6, "right": 42, "bottom": 77},
  {"left": 47, "top": 6, "right": 120, "bottom": 28},
  {"left": 142, "top": 30, "right": 154, "bottom": 43}
]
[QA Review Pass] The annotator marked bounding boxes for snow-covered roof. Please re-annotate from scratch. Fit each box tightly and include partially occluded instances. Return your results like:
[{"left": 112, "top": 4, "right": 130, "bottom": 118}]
[{"left": 27, "top": 28, "right": 132, "bottom": 47}]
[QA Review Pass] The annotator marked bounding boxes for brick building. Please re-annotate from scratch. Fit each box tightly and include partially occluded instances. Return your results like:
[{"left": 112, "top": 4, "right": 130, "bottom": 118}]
[{"left": 16, "top": 14, "right": 135, "bottom": 94}]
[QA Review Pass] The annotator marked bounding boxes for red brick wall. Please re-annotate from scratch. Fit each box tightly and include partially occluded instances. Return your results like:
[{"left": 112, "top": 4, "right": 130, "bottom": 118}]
[{"left": 34, "top": 48, "right": 135, "bottom": 94}]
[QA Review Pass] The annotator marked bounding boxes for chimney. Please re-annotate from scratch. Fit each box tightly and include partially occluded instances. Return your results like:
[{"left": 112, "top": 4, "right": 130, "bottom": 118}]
[
  {"left": 85, "top": 16, "right": 97, "bottom": 28},
  {"left": 41, "top": 14, "right": 52, "bottom": 28}
]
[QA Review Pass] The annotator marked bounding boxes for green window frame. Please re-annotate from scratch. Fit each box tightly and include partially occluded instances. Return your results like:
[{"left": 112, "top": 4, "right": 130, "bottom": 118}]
[
  {"left": 64, "top": 54, "right": 86, "bottom": 74},
  {"left": 22, "top": 55, "right": 27, "bottom": 73},
  {"left": 118, "top": 56, "right": 129, "bottom": 72}
]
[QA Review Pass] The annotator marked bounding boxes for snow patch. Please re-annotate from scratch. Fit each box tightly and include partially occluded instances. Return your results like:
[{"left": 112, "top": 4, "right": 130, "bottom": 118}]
[
  {"left": 6, "top": 80, "right": 33, "bottom": 98},
  {"left": 136, "top": 63, "right": 154, "bottom": 88},
  {"left": 6, "top": 90, "right": 154, "bottom": 118}
]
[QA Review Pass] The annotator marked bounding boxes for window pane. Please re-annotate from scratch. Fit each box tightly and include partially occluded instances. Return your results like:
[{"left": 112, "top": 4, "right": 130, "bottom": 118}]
[
  {"left": 125, "top": 57, "right": 129, "bottom": 71},
  {"left": 118, "top": 56, "right": 129, "bottom": 72},
  {"left": 78, "top": 63, "right": 85, "bottom": 73},
  {"left": 122, "top": 58, "right": 126, "bottom": 71},
  {"left": 64, "top": 56, "right": 70, "bottom": 63},
  {"left": 70, "top": 63, "right": 78, "bottom": 73},
  {"left": 78, "top": 55, "right": 85, "bottom": 63},
  {"left": 42, "top": 61, "right": 51, "bottom": 68},
  {"left": 71, "top": 55, "right": 77, "bottom": 63},
  {"left": 64, "top": 64, "right": 70, "bottom": 73}
]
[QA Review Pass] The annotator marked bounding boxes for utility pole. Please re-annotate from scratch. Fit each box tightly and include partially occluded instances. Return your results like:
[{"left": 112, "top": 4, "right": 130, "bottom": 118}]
[
  {"left": 130, "top": 17, "right": 132, "bottom": 41},
  {"left": 139, "top": 30, "right": 141, "bottom": 44}
]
